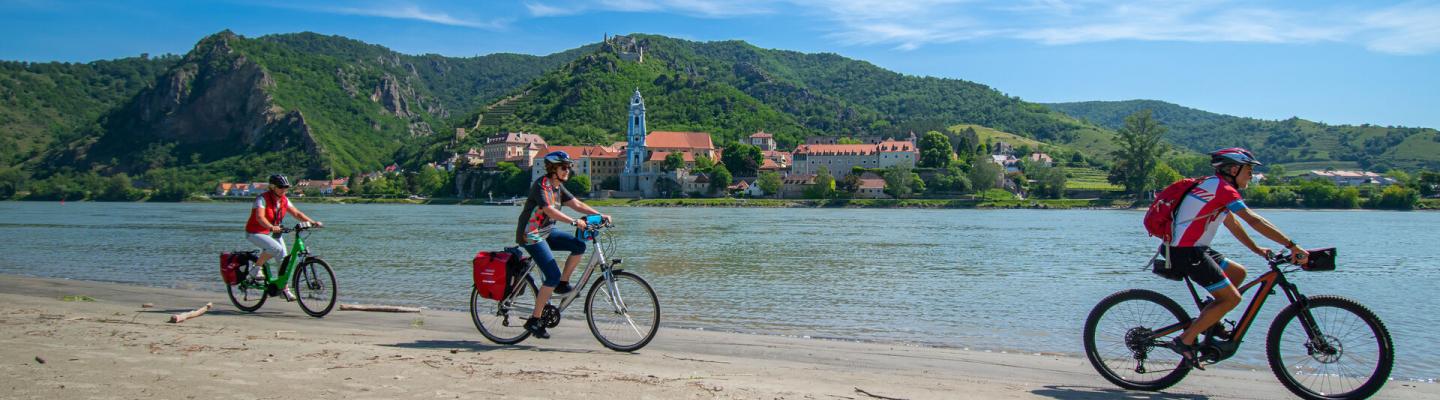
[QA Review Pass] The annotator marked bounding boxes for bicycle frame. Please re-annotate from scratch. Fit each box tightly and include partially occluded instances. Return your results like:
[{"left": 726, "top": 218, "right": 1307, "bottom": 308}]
[
  {"left": 1141, "top": 257, "right": 1317, "bottom": 363},
  {"left": 243, "top": 227, "right": 312, "bottom": 291},
  {"left": 500, "top": 224, "right": 627, "bottom": 316}
]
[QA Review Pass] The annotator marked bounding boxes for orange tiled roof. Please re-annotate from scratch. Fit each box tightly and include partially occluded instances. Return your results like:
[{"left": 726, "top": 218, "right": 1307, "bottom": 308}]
[
  {"left": 534, "top": 145, "right": 622, "bottom": 160},
  {"left": 649, "top": 151, "right": 697, "bottom": 162},
  {"left": 646, "top": 131, "right": 714, "bottom": 150},
  {"left": 749, "top": 131, "right": 773, "bottom": 139}
]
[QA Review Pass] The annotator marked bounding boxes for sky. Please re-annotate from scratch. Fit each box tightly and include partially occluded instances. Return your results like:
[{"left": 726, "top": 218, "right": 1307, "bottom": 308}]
[{"left": 2, "top": 0, "right": 1438, "bottom": 129}]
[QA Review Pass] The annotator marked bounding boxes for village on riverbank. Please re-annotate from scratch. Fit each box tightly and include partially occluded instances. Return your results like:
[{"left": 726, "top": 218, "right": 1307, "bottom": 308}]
[{"left": 198, "top": 90, "right": 1438, "bottom": 210}]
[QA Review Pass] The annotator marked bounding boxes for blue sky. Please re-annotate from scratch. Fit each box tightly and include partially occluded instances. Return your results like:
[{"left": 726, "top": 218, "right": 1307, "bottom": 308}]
[{"left": 3, "top": 0, "right": 1438, "bottom": 129}]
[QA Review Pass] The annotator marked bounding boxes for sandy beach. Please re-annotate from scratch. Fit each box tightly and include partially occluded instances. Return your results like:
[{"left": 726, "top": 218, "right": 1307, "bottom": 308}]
[{"left": 0, "top": 274, "right": 1433, "bottom": 400}]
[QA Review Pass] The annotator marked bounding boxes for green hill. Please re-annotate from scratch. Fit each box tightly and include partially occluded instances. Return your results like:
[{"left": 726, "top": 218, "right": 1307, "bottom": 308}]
[
  {"left": 0, "top": 55, "right": 179, "bottom": 166},
  {"left": 1046, "top": 100, "right": 1440, "bottom": 171},
  {"left": 29, "top": 30, "right": 592, "bottom": 181},
  {"left": 481, "top": 34, "right": 1118, "bottom": 155}
]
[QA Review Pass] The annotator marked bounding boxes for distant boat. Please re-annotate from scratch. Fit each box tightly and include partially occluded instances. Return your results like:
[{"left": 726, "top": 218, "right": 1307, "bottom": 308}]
[{"left": 483, "top": 196, "right": 526, "bottom": 206}]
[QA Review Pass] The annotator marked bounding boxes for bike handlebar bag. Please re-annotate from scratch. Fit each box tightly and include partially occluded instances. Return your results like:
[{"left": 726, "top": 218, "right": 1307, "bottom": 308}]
[{"left": 1302, "top": 248, "right": 1337, "bottom": 271}]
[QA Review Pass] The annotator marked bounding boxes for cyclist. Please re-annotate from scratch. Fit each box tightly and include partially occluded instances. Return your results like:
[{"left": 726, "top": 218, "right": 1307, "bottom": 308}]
[
  {"left": 245, "top": 174, "right": 323, "bottom": 301},
  {"left": 516, "top": 151, "right": 610, "bottom": 339},
  {"left": 1167, "top": 148, "right": 1308, "bottom": 369}
]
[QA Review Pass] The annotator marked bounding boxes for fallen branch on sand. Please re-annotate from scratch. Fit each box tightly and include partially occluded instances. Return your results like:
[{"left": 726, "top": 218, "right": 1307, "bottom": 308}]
[
  {"left": 663, "top": 354, "right": 731, "bottom": 364},
  {"left": 169, "top": 303, "right": 212, "bottom": 323},
  {"left": 338, "top": 304, "right": 422, "bottom": 313},
  {"left": 854, "top": 387, "right": 907, "bottom": 400}
]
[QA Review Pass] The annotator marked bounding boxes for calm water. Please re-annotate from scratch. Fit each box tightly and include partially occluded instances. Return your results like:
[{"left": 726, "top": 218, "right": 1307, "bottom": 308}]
[{"left": 0, "top": 202, "right": 1435, "bottom": 380}]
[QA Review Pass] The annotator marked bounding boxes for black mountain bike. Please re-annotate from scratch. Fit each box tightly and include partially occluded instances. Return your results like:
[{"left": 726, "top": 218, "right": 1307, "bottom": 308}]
[{"left": 1084, "top": 249, "right": 1393, "bottom": 400}]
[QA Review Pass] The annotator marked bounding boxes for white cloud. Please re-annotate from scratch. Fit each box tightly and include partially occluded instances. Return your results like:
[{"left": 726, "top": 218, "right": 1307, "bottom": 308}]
[
  {"left": 526, "top": 2, "right": 583, "bottom": 17},
  {"left": 1359, "top": 2, "right": 1440, "bottom": 55},
  {"left": 322, "top": 4, "right": 508, "bottom": 29},
  {"left": 258, "top": 1, "right": 509, "bottom": 30}
]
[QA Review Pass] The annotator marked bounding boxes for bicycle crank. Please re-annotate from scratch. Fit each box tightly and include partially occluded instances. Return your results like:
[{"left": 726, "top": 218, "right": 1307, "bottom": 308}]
[{"left": 543, "top": 304, "right": 561, "bottom": 328}]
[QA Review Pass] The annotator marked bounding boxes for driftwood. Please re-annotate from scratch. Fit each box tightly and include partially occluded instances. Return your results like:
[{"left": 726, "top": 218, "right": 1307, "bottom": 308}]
[
  {"left": 169, "top": 302, "right": 212, "bottom": 323},
  {"left": 854, "top": 388, "right": 907, "bottom": 400},
  {"left": 338, "top": 304, "right": 422, "bottom": 313}
]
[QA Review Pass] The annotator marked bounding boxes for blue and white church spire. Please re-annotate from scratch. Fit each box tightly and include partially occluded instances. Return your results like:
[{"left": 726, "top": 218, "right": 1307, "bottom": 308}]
[{"left": 621, "top": 88, "right": 647, "bottom": 192}]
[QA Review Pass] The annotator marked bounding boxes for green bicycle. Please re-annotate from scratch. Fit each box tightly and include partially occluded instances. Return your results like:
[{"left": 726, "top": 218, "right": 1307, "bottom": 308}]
[{"left": 226, "top": 224, "right": 338, "bottom": 317}]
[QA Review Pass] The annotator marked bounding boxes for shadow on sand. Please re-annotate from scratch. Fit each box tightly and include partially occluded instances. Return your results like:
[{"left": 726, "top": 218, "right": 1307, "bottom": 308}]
[{"left": 1030, "top": 385, "right": 1208, "bottom": 400}]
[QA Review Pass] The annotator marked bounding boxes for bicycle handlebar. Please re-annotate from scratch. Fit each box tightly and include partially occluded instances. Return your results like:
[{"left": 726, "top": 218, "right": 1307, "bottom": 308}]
[{"left": 281, "top": 223, "right": 324, "bottom": 234}]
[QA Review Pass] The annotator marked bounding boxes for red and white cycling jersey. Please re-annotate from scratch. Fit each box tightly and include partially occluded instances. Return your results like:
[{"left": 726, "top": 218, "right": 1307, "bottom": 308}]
[{"left": 1169, "top": 176, "right": 1249, "bottom": 247}]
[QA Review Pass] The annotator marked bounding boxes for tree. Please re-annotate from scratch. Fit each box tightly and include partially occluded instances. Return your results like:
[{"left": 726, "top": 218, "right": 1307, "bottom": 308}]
[
  {"left": 694, "top": 155, "right": 715, "bottom": 171},
  {"left": 663, "top": 152, "right": 686, "bottom": 171},
  {"left": 656, "top": 177, "right": 680, "bottom": 198},
  {"left": 0, "top": 167, "right": 23, "bottom": 199},
  {"left": 839, "top": 174, "right": 862, "bottom": 195},
  {"left": 1149, "top": 162, "right": 1183, "bottom": 191},
  {"left": 804, "top": 166, "right": 836, "bottom": 198},
  {"left": 565, "top": 174, "right": 592, "bottom": 197},
  {"left": 930, "top": 165, "right": 972, "bottom": 194},
  {"left": 1417, "top": 171, "right": 1440, "bottom": 197},
  {"left": 968, "top": 160, "right": 1002, "bottom": 191},
  {"left": 347, "top": 174, "right": 365, "bottom": 196},
  {"left": 413, "top": 167, "right": 446, "bottom": 196},
  {"left": 721, "top": 143, "right": 763, "bottom": 177},
  {"left": 600, "top": 175, "right": 620, "bottom": 191},
  {"left": 1266, "top": 165, "right": 1288, "bottom": 183},
  {"left": 757, "top": 171, "right": 782, "bottom": 197},
  {"left": 95, "top": 173, "right": 143, "bottom": 201},
  {"left": 1030, "top": 166, "right": 1067, "bottom": 199},
  {"left": 1110, "top": 109, "right": 1168, "bottom": 197},
  {"left": 708, "top": 164, "right": 733, "bottom": 195},
  {"left": 882, "top": 166, "right": 923, "bottom": 198},
  {"left": 496, "top": 162, "right": 530, "bottom": 197},
  {"left": 918, "top": 131, "right": 953, "bottom": 168}
]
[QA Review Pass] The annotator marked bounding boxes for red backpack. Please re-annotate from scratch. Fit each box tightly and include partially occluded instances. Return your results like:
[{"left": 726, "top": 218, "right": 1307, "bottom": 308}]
[
  {"left": 1143, "top": 177, "right": 1204, "bottom": 243},
  {"left": 473, "top": 250, "right": 513, "bottom": 301}
]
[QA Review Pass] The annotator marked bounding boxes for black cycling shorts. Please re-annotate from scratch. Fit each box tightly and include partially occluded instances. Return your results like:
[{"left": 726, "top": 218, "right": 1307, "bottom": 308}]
[{"left": 1167, "top": 246, "right": 1233, "bottom": 292}]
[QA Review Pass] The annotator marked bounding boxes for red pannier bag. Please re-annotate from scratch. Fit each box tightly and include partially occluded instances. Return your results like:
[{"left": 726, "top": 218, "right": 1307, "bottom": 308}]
[
  {"left": 220, "top": 252, "right": 246, "bottom": 284},
  {"left": 473, "top": 250, "right": 513, "bottom": 300}
]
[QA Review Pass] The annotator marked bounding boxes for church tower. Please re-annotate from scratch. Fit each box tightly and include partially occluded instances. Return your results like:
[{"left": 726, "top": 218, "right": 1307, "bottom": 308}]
[{"left": 621, "top": 89, "right": 648, "bottom": 192}]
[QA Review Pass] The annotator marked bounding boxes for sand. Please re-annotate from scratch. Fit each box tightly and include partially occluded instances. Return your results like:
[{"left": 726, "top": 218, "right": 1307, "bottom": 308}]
[{"left": 1, "top": 274, "right": 1433, "bottom": 399}]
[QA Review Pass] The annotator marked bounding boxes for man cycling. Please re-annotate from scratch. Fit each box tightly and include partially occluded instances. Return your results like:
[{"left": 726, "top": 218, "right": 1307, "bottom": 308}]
[
  {"left": 245, "top": 174, "right": 323, "bottom": 301},
  {"left": 516, "top": 151, "right": 610, "bottom": 339},
  {"left": 1167, "top": 148, "right": 1308, "bottom": 369}
]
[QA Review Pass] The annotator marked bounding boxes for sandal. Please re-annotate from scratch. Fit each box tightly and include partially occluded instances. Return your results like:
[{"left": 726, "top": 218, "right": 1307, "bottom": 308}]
[{"left": 1171, "top": 336, "right": 1206, "bottom": 371}]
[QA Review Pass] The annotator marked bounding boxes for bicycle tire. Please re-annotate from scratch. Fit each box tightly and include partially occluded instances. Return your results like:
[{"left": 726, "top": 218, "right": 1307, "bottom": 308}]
[
  {"left": 584, "top": 271, "right": 659, "bottom": 352},
  {"left": 472, "top": 276, "right": 538, "bottom": 345},
  {"left": 227, "top": 263, "right": 267, "bottom": 312},
  {"left": 1266, "top": 295, "right": 1393, "bottom": 400},
  {"left": 1084, "top": 289, "right": 1192, "bottom": 391},
  {"left": 293, "top": 258, "right": 337, "bottom": 318}
]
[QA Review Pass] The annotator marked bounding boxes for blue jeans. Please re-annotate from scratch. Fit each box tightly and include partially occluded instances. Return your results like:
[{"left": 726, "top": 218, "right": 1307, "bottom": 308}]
[{"left": 522, "top": 230, "right": 586, "bottom": 287}]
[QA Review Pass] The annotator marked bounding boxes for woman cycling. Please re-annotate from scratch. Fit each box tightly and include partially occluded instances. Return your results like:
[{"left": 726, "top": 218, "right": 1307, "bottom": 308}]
[
  {"left": 515, "top": 151, "right": 610, "bottom": 339},
  {"left": 245, "top": 174, "right": 323, "bottom": 301}
]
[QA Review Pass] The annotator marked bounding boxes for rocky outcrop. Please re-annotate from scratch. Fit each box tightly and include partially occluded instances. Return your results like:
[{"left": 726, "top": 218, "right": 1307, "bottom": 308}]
[
  {"left": 370, "top": 73, "right": 413, "bottom": 117},
  {"left": 83, "top": 31, "right": 323, "bottom": 170}
]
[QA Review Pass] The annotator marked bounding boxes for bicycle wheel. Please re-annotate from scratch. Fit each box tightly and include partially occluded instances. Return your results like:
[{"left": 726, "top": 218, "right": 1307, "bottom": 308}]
[
  {"left": 1084, "top": 289, "right": 1192, "bottom": 391},
  {"left": 585, "top": 271, "right": 659, "bottom": 352},
  {"left": 227, "top": 262, "right": 267, "bottom": 312},
  {"left": 1266, "top": 295, "right": 1393, "bottom": 400},
  {"left": 293, "top": 258, "right": 337, "bottom": 318},
  {"left": 472, "top": 276, "right": 538, "bottom": 345}
]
